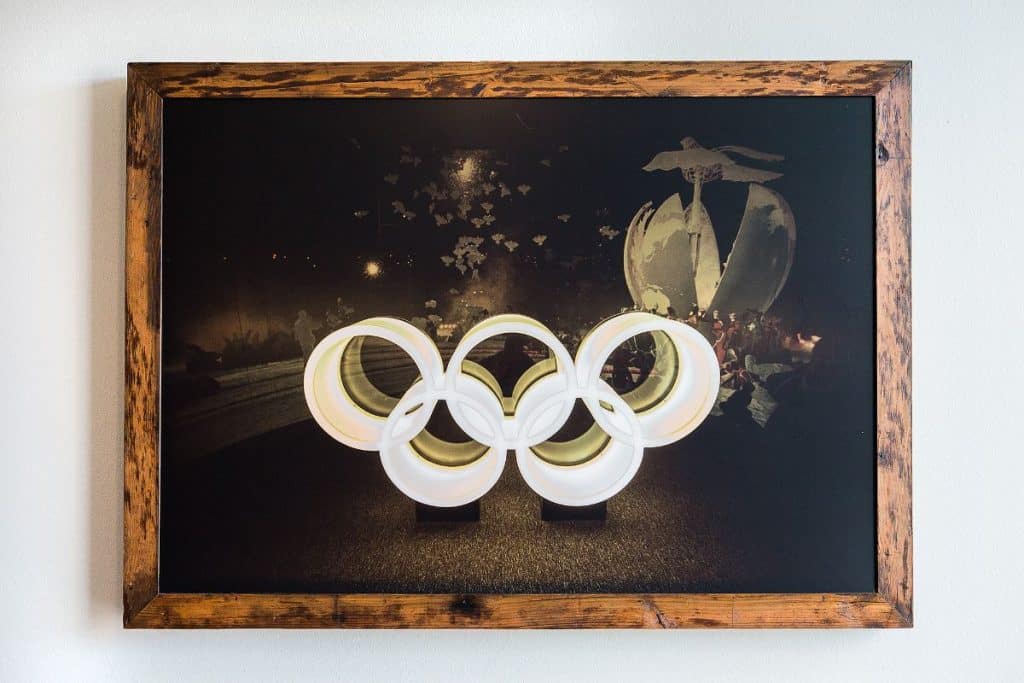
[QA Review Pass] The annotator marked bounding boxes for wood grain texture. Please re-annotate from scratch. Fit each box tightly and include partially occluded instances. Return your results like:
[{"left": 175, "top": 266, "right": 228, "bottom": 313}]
[
  {"left": 129, "top": 61, "right": 907, "bottom": 99},
  {"left": 127, "top": 593, "right": 906, "bottom": 629},
  {"left": 124, "top": 67, "right": 162, "bottom": 625},
  {"left": 874, "top": 63, "right": 913, "bottom": 625},
  {"left": 123, "top": 61, "right": 912, "bottom": 628}
]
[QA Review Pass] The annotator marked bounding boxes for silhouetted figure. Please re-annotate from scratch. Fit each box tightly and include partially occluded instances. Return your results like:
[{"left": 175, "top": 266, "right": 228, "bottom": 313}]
[
  {"left": 765, "top": 330, "right": 858, "bottom": 437},
  {"left": 711, "top": 322, "right": 727, "bottom": 366},
  {"left": 628, "top": 333, "right": 657, "bottom": 385},
  {"left": 609, "top": 345, "right": 636, "bottom": 393},
  {"left": 184, "top": 343, "right": 222, "bottom": 373},
  {"left": 324, "top": 309, "right": 341, "bottom": 331},
  {"left": 294, "top": 310, "right": 316, "bottom": 361},
  {"left": 721, "top": 381, "right": 754, "bottom": 419},
  {"left": 480, "top": 334, "right": 536, "bottom": 396},
  {"left": 725, "top": 312, "right": 742, "bottom": 349}
]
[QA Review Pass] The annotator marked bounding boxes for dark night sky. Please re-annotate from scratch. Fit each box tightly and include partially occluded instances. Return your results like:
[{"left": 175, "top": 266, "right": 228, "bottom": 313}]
[{"left": 162, "top": 96, "right": 874, "bottom": 351}]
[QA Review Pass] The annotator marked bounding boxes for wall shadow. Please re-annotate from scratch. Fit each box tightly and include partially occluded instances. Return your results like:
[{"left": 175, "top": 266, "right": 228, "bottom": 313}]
[{"left": 87, "top": 78, "right": 126, "bottom": 625}]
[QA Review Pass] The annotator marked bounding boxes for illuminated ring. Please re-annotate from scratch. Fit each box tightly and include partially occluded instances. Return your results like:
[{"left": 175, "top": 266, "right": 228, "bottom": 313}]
[
  {"left": 378, "top": 380, "right": 507, "bottom": 508},
  {"left": 446, "top": 314, "right": 577, "bottom": 448},
  {"left": 304, "top": 312, "right": 720, "bottom": 507},
  {"left": 575, "top": 312, "right": 720, "bottom": 447},
  {"left": 514, "top": 381, "right": 644, "bottom": 506},
  {"left": 303, "top": 317, "right": 443, "bottom": 450}
]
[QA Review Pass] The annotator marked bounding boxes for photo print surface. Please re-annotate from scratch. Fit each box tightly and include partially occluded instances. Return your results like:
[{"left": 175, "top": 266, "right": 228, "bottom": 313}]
[{"left": 160, "top": 96, "right": 876, "bottom": 593}]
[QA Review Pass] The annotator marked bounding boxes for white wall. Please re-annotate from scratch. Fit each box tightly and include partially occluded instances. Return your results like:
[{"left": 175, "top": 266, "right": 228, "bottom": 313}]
[{"left": 2, "top": 0, "right": 1022, "bottom": 680}]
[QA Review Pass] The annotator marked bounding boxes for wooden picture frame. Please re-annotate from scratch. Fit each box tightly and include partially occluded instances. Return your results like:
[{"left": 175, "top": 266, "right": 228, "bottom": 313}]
[{"left": 124, "top": 61, "right": 911, "bottom": 628}]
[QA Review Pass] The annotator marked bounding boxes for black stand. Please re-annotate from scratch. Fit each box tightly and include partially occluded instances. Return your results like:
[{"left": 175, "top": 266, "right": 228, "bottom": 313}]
[
  {"left": 415, "top": 500, "right": 481, "bottom": 523},
  {"left": 541, "top": 499, "right": 607, "bottom": 522}
]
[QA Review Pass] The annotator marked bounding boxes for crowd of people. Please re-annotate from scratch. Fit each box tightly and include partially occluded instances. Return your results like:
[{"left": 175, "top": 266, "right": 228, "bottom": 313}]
[
  {"left": 564, "top": 304, "right": 802, "bottom": 426},
  {"left": 555, "top": 304, "right": 794, "bottom": 397}
]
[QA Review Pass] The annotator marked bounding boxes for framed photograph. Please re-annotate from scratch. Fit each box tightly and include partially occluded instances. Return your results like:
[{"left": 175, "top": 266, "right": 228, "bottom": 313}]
[{"left": 124, "top": 61, "right": 911, "bottom": 628}]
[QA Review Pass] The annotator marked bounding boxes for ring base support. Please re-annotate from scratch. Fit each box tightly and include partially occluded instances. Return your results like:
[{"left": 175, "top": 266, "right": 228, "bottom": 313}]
[
  {"left": 541, "top": 499, "right": 607, "bottom": 522},
  {"left": 415, "top": 500, "right": 481, "bottom": 524}
]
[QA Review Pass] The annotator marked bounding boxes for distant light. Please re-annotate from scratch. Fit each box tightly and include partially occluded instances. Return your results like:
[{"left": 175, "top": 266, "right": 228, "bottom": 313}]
[
  {"left": 457, "top": 156, "right": 476, "bottom": 184},
  {"left": 364, "top": 260, "right": 382, "bottom": 278}
]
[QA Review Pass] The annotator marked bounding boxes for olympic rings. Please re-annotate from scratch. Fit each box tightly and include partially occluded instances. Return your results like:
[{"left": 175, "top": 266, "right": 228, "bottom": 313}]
[{"left": 303, "top": 312, "right": 719, "bottom": 507}]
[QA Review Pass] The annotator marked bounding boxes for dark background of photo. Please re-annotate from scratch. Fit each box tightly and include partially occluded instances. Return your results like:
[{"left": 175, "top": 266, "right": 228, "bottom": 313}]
[{"left": 159, "top": 96, "right": 876, "bottom": 594}]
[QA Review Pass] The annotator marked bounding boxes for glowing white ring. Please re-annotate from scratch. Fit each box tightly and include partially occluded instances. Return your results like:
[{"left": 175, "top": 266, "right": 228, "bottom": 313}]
[
  {"left": 575, "top": 312, "right": 721, "bottom": 446},
  {"left": 447, "top": 314, "right": 577, "bottom": 448},
  {"left": 303, "top": 317, "right": 444, "bottom": 450},
  {"left": 379, "top": 380, "right": 508, "bottom": 508},
  {"left": 304, "top": 312, "right": 719, "bottom": 507},
  {"left": 514, "top": 381, "right": 644, "bottom": 506}
]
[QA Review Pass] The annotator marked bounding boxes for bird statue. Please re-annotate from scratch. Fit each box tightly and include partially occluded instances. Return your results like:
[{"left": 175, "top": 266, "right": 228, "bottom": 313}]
[{"left": 626, "top": 137, "right": 794, "bottom": 317}]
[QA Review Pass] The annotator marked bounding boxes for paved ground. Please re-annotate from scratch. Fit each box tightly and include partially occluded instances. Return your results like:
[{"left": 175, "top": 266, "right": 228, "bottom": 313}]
[
  {"left": 160, "top": 342, "right": 874, "bottom": 595},
  {"left": 160, "top": 419, "right": 741, "bottom": 593}
]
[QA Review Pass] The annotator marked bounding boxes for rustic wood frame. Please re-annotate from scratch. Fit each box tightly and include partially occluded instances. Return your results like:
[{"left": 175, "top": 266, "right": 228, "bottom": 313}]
[{"left": 125, "top": 61, "right": 911, "bottom": 628}]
